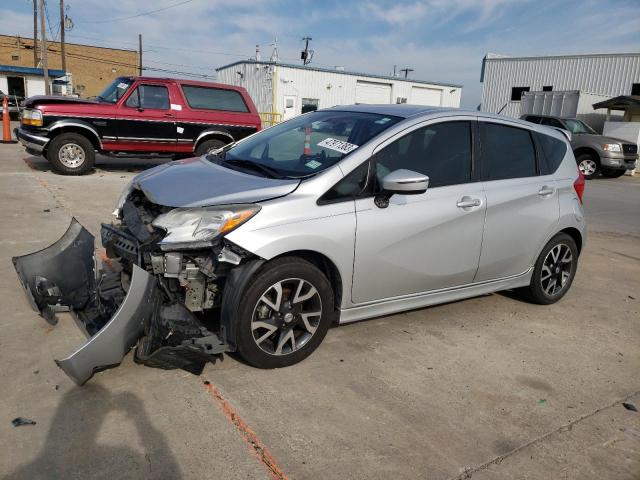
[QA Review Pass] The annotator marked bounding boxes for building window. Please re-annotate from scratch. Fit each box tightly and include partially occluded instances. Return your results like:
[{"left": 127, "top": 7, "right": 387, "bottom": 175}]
[
  {"left": 11, "top": 54, "right": 20, "bottom": 61},
  {"left": 542, "top": 85, "right": 553, "bottom": 91},
  {"left": 632, "top": 83, "right": 640, "bottom": 96},
  {"left": 301, "top": 98, "right": 319, "bottom": 113},
  {"left": 511, "top": 87, "right": 530, "bottom": 101}
]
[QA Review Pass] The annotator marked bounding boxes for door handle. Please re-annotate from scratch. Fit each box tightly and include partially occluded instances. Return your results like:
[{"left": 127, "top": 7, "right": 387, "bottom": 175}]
[
  {"left": 456, "top": 197, "right": 482, "bottom": 209},
  {"left": 538, "top": 186, "right": 555, "bottom": 197},
  {"left": 163, "top": 113, "right": 173, "bottom": 117}
]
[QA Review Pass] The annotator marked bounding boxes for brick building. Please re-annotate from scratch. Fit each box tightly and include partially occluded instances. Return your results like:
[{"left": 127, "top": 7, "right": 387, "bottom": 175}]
[{"left": 0, "top": 34, "right": 138, "bottom": 97}]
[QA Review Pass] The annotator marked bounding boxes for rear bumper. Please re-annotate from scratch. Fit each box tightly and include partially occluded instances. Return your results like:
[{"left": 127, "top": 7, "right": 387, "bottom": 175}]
[
  {"left": 14, "top": 127, "right": 50, "bottom": 154},
  {"left": 13, "top": 218, "right": 228, "bottom": 385}
]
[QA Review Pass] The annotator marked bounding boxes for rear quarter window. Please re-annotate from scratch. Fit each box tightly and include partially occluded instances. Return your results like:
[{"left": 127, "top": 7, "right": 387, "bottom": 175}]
[
  {"left": 535, "top": 132, "right": 567, "bottom": 175},
  {"left": 181, "top": 85, "right": 249, "bottom": 113}
]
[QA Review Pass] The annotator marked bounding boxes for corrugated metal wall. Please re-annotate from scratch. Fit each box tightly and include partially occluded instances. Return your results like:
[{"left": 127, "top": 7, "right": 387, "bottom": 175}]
[
  {"left": 216, "top": 62, "right": 462, "bottom": 119},
  {"left": 481, "top": 54, "right": 640, "bottom": 116}
]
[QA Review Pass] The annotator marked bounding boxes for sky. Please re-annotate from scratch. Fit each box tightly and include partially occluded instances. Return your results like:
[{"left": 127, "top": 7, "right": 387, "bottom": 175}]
[{"left": 2, "top": 0, "right": 640, "bottom": 108}]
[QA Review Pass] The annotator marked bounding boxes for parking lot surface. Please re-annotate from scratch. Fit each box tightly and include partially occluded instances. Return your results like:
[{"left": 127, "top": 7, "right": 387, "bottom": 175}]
[{"left": 0, "top": 140, "right": 638, "bottom": 480}]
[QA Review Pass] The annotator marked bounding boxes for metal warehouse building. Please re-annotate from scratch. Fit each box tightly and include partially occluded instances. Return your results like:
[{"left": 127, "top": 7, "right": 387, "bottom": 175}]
[
  {"left": 216, "top": 60, "right": 462, "bottom": 124},
  {"left": 480, "top": 52, "right": 640, "bottom": 130}
]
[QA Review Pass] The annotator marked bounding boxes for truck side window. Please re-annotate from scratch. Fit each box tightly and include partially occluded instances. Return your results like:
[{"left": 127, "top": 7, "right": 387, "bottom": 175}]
[
  {"left": 181, "top": 85, "right": 249, "bottom": 113},
  {"left": 125, "top": 85, "right": 170, "bottom": 110}
]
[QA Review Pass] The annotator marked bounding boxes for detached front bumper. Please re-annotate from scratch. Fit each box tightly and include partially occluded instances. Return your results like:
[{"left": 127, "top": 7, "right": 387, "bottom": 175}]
[
  {"left": 13, "top": 218, "right": 227, "bottom": 385},
  {"left": 14, "top": 127, "right": 50, "bottom": 155}
]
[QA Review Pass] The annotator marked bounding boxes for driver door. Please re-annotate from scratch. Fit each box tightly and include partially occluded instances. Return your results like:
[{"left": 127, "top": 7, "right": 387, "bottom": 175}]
[{"left": 352, "top": 118, "right": 486, "bottom": 304}]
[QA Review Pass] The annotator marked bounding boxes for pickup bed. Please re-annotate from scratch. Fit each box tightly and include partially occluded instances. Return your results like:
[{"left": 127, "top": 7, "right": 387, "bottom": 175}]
[{"left": 15, "top": 76, "right": 261, "bottom": 175}]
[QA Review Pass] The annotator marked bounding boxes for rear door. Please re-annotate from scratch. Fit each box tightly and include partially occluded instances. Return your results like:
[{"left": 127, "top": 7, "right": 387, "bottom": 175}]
[
  {"left": 352, "top": 117, "right": 486, "bottom": 304},
  {"left": 116, "top": 82, "right": 176, "bottom": 150},
  {"left": 474, "top": 120, "right": 560, "bottom": 282}
]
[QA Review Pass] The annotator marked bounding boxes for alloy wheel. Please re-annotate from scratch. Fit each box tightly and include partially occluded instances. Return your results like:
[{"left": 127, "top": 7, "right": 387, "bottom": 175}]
[
  {"left": 578, "top": 158, "right": 597, "bottom": 176},
  {"left": 251, "top": 278, "right": 322, "bottom": 356},
  {"left": 59, "top": 143, "right": 86, "bottom": 168},
  {"left": 541, "top": 243, "right": 573, "bottom": 296}
]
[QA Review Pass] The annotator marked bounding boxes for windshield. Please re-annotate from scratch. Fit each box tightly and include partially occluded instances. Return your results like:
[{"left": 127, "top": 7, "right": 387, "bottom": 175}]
[
  {"left": 97, "top": 77, "right": 133, "bottom": 103},
  {"left": 563, "top": 119, "right": 597, "bottom": 135},
  {"left": 218, "top": 111, "right": 401, "bottom": 178}
]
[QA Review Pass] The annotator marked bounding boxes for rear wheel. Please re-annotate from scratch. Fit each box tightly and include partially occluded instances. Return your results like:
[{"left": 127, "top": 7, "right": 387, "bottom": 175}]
[
  {"left": 521, "top": 233, "right": 578, "bottom": 305},
  {"left": 235, "top": 257, "right": 335, "bottom": 368},
  {"left": 195, "top": 138, "right": 226, "bottom": 156},
  {"left": 47, "top": 133, "right": 95, "bottom": 175},
  {"left": 576, "top": 153, "right": 599, "bottom": 179},
  {"left": 601, "top": 168, "right": 625, "bottom": 178}
]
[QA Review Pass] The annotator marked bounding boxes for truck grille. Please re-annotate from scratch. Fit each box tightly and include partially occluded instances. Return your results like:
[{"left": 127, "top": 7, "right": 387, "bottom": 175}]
[{"left": 622, "top": 144, "right": 638, "bottom": 154}]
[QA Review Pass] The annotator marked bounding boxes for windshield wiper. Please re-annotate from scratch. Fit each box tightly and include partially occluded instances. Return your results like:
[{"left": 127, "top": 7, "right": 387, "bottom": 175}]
[{"left": 222, "top": 159, "right": 286, "bottom": 179}]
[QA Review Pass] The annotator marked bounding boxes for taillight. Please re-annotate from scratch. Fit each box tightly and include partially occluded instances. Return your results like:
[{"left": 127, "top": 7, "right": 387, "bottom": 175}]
[{"left": 573, "top": 171, "right": 585, "bottom": 204}]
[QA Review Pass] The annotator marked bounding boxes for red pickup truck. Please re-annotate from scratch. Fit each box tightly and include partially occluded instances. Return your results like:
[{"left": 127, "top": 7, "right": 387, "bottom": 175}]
[{"left": 15, "top": 76, "right": 262, "bottom": 175}]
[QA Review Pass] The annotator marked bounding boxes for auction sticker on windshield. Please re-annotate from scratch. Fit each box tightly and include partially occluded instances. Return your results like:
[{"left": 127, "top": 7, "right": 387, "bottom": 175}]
[{"left": 317, "top": 138, "right": 359, "bottom": 154}]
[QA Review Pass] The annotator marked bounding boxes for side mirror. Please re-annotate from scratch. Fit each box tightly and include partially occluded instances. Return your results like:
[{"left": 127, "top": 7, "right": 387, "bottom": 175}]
[{"left": 382, "top": 169, "right": 429, "bottom": 195}]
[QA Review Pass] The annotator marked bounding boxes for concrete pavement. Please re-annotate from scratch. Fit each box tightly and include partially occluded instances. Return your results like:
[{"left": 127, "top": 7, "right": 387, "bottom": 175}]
[{"left": 0, "top": 143, "right": 638, "bottom": 479}]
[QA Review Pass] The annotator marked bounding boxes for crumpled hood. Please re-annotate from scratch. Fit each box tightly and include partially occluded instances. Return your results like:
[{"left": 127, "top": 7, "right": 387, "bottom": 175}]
[{"left": 133, "top": 157, "right": 300, "bottom": 208}]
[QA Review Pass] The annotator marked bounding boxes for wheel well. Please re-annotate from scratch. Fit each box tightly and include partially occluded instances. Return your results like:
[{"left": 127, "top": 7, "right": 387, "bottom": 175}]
[
  {"left": 47, "top": 127, "right": 101, "bottom": 152},
  {"left": 194, "top": 134, "right": 233, "bottom": 151},
  {"left": 560, "top": 227, "right": 583, "bottom": 254},
  {"left": 273, "top": 250, "right": 343, "bottom": 313},
  {"left": 573, "top": 147, "right": 599, "bottom": 164}
]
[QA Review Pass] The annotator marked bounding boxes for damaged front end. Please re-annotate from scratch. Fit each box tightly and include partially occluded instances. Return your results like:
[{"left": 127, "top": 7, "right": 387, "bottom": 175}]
[{"left": 13, "top": 191, "right": 255, "bottom": 384}]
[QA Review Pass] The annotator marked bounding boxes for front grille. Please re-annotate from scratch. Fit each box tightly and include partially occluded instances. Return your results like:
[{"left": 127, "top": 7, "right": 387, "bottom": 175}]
[{"left": 622, "top": 144, "right": 638, "bottom": 154}]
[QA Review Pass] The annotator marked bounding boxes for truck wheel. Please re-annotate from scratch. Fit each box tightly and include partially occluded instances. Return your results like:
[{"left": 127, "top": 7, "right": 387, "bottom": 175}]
[
  {"left": 195, "top": 139, "right": 226, "bottom": 156},
  {"left": 235, "top": 257, "right": 336, "bottom": 369},
  {"left": 48, "top": 133, "right": 96, "bottom": 175},
  {"left": 576, "top": 153, "right": 599, "bottom": 179},
  {"left": 600, "top": 168, "right": 625, "bottom": 179}
]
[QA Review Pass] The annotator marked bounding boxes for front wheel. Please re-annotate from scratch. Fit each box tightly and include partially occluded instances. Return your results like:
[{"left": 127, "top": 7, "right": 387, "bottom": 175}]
[
  {"left": 576, "top": 153, "right": 599, "bottom": 179},
  {"left": 601, "top": 168, "right": 625, "bottom": 179},
  {"left": 235, "top": 257, "right": 336, "bottom": 368},
  {"left": 521, "top": 233, "right": 578, "bottom": 305},
  {"left": 47, "top": 133, "right": 96, "bottom": 175}
]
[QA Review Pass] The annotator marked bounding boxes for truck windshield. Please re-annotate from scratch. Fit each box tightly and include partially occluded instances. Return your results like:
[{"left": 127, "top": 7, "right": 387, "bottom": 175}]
[
  {"left": 564, "top": 119, "right": 597, "bottom": 135},
  {"left": 97, "top": 78, "right": 133, "bottom": 103},
  {"left": 217, "top": 111, "right": 401, "bottom": 178}
]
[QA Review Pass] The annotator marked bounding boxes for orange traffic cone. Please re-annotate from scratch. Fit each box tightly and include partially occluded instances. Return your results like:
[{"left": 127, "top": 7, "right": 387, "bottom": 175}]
[{"left": 2, "top": 95, "right": 17, "bottom": 144}]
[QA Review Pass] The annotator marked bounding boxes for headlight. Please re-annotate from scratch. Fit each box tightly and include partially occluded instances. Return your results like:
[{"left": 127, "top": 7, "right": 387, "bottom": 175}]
[
  {"left": 112, "top": 179, "right": 135, "bottom": 218},
  {"left": 152, "top": 205, "right": 260, "bottom": 250},
  {"left": 21, "top": 108, "right": 43, "bottom": 127},
  {"left": 603, "top": 143, "right": 621, "bottom": 153}
]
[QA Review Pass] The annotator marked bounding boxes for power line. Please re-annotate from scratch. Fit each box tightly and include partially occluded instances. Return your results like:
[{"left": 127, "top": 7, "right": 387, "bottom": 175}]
[{"left": 80, "top": 0, "right": 196, "bottom": 24}]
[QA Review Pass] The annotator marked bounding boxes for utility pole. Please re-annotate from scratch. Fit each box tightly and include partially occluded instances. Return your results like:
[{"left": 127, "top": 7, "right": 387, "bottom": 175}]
[
  {"left": 393, "top": 65, "right": 397, "bottom": 77},
  {"left": 59, "top": 0, "right": 66, "bottom": 73},
  {"left": 39, "top": 0, "right": 50, "bottom": 95},
  {"left": 301, "top": 36, "right": 313, "bottom": 65},
  {"left": 33, "top": 0, "right": 38, "bottom": 67},
  {"left": 400, "top": 67, "right": 414, "bottom": 79},
  {"left": 138, "top": 34, "right": 143, "bottom": 75}
]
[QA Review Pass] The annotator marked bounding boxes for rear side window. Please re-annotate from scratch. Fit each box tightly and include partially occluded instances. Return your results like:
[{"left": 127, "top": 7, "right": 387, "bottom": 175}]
[
  {"left": 125, "top": 85, "right": 170, "bottom": 110},
  {"left": 182, "top": 85, "right": 249, "bottom": 113},
  {"left": 535, "top": 132, "right": 567, "bottom": 174},
  {"left": 540, "top": 117, "right": 564, "bottom": 129},
  {"left": 480, "top": 123, "right": 537, "bottom": 181}
]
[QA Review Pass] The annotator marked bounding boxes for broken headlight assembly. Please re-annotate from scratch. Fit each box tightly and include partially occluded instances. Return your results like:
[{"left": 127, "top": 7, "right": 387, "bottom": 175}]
[{"left": 152, "top": 204, "right": 260, "bottom": 250}]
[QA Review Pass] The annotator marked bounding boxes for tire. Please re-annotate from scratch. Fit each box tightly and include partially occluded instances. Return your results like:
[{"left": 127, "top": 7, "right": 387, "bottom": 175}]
[
  {"left": 235, "top": 257, "right": 336, "bottom": 369},
  {"left": 575, "top": 153, "right": 599, "bottom": 179},
  {"left": 521, "top": 233, "right": 578, "bottom": 305},
  {"left": 47, "top": 133, "right": 95, "bottom": 175},
  {"left": 601, "top": 168, "right": 625, "bottom": 179},
  {"left": 195, "top": 139, "right": 227, "bottom": 156}
]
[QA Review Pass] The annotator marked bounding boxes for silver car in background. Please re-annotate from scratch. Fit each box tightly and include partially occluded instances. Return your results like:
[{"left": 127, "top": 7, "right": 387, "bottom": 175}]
[{"left": 14, "top": 105, "right": 586, "bottom": 384}]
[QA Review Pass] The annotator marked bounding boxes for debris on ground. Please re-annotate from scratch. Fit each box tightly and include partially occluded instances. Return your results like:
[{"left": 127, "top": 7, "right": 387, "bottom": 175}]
[
  {"left": 12, "top": 417, "right": 36, "bottom": 427},
  {"left": 622, "top": 402, "right": 638, "bottom": 412},
  {"left": 43, "top": 209, "right": 50, "bottom": 213},
  {"left": 538, "top": 399, "right": 547, "bottom": 406}
]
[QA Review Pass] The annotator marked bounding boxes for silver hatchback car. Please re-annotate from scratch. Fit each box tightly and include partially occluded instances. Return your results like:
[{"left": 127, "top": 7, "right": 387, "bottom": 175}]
[{"left": 14, "top": 105, "right": 586, "bottom": 384}]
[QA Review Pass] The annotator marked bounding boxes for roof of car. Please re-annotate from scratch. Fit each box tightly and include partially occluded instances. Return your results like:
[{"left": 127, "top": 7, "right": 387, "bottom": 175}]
[{"left": 323, "top": 104, "right": 460, "bottom": 118}]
